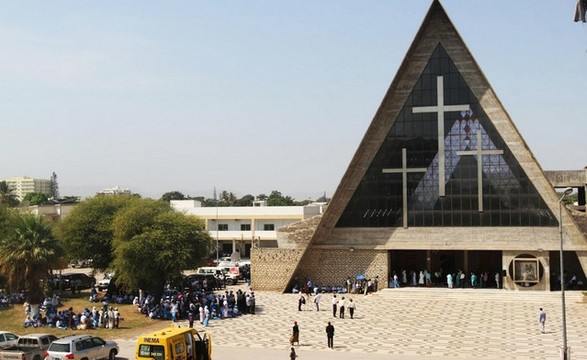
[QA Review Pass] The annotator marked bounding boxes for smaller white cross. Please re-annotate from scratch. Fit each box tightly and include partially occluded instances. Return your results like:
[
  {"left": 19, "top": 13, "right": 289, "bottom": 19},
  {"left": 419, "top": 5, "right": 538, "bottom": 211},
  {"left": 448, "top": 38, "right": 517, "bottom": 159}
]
[
  {"left": 456, "top": 130, "right": 504, "bottom": 212},
  {"left": 382, "top": 148, "right": 427, "bottom": 228}
]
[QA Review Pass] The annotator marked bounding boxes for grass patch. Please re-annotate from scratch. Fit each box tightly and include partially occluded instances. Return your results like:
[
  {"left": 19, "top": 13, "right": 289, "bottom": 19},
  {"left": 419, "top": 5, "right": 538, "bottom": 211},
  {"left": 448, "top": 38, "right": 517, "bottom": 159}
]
[{"left": 0, "top": 290, "right": 171, "bottom": 340}]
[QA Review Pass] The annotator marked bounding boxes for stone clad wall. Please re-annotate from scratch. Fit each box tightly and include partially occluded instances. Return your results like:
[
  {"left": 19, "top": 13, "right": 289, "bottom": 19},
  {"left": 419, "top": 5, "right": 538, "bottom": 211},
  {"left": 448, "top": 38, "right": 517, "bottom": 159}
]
[
  {"left": 251, "top": 248, "right": 305, "bottom": 291},
  {"left": 294, "top": 249, "right": 389, "bottom": 289},
  {"left": 251, "top": 248, "right": 389, "bottom": 291}
]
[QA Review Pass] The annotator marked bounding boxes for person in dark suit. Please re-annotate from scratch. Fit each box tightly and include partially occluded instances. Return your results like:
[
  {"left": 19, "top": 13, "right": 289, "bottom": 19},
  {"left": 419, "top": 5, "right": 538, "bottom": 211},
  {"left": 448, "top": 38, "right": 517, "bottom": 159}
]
[{"left": 325, "top": 321, "right": 335, "bottom": 348}]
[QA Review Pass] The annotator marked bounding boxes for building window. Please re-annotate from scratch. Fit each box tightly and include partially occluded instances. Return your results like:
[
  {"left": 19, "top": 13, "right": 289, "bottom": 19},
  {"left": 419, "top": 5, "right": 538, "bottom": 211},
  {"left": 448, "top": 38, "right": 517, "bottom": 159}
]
[
  {"left": 240, "top": 224, "right": 251, "bottom": 231},
  {"left": 263, "top": 224, "right": 275, "bottom": 231},
  {"left": 218, "top": 224, "right": 228, "bottom": 231}
]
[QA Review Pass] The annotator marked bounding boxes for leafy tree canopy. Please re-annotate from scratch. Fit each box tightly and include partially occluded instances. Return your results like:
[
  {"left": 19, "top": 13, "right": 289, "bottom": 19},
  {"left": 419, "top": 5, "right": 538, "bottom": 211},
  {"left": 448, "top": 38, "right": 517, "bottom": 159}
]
[
  {"left": 111, "top": 199, "right": 211, "bottom": 297},
  {"left": 23, "top": 192, "right": 50, "bottom": 206},
  {"left": 235, "top": 194, "right": 255, "bottom": 207},
  {"left": 53, "top": 194, "right": 136, "bottom": 270},
  {"left": 267, "top": 190, "right": 295, "bottom": 206},
  {"left": 160, "top": 191, "right": 187, "bottom": 202}
]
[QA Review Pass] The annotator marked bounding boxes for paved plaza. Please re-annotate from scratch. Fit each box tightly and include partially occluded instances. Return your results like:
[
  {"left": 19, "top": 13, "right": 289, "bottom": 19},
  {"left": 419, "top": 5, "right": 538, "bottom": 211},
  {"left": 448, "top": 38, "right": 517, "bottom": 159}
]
[{"left": 117, "top": 286, "right": 586, "bottom": 360}]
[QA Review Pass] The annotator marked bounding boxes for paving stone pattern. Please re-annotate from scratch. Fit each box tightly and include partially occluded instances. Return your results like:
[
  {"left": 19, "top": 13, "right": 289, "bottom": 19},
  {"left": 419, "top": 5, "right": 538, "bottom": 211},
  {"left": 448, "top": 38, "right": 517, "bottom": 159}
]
[{"left": 172, "top": 288, "right": 586, "bottom": 360}]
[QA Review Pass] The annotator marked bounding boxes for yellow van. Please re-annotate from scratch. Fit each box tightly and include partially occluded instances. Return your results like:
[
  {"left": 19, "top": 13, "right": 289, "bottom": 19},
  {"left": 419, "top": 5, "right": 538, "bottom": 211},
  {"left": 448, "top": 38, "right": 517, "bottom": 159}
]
[{"left": 136, "top": 326, "right": 212, "bottom": 360}]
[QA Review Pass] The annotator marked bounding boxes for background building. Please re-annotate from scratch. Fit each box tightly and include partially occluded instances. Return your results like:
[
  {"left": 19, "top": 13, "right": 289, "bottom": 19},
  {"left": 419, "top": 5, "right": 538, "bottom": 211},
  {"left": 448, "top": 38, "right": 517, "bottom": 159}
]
[
  {"left": 171, "top": 200, "right": 325, "bottom": 258},
  {"left": 97, "top": 186, "right": 132, "bottom": 195},
  {"left": 2, "top": 176, "right": 52, "bottom": 201}
]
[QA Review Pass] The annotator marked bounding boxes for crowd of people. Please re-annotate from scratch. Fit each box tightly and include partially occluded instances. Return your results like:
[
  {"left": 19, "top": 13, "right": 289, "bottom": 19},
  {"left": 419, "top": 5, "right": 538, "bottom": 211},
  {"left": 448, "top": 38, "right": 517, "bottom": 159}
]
[
  {"left": 133, "top": 286, "right": 256, "bottom": 325},
  {"left": 389, "top": 269, "right": 502, "bottom": 289},
  {"left": 22, "top": 294, "right": 122, "bottom": 330}
]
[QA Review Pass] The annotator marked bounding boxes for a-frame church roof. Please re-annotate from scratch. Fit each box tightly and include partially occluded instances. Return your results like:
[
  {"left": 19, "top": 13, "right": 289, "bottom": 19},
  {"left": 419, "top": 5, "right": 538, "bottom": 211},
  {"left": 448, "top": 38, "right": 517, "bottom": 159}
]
[{"left": 299, "top": 0, "right": 587, "bottom": 253}]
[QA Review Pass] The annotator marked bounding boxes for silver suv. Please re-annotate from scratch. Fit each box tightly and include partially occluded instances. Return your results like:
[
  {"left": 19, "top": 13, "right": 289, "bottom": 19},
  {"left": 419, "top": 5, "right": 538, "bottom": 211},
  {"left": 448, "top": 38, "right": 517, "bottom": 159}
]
[{"left": 44, "top": 335, "right": 118, "bottom": 360}]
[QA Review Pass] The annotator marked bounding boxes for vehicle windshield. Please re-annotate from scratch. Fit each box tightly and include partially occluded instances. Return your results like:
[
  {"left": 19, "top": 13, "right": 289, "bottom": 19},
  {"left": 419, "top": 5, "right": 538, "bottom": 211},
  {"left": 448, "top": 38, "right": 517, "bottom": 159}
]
[
  {"left": 49, "top": 343, "right": 70, "bottom": 352},
  {"left": 138, "top": 344, "right": 164, "bottom": 360}
]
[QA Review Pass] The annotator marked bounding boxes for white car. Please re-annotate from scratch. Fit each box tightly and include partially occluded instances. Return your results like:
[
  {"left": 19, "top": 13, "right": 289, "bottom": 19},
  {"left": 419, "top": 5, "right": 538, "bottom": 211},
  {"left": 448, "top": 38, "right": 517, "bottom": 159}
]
[
  {"left": 96, "top": 273, "right": 115, "bottom": 291},
  {"left": 0, "top": 331, "right": 19, "bottom": 349},
  {"left": 45, "top": 335, "right": 118, "bottom": 360}
]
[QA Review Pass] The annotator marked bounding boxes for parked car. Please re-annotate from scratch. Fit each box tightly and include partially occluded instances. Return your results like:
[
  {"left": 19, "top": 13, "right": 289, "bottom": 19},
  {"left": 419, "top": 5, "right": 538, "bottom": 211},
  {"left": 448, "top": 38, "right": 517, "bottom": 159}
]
[
  {"left": 96, "top": 273, "right": 115, "bottom": 291},
  {"left": 196, "top": 266, "right": 238, "bottom": 285},
  {"left": 44, "top": 335, "right": 118, "bottom": 360},
  {"left": 0, "top": 333, "right": 57, "bottom": 360},
  {"left": 50, "top": 273, "right": 96, "bottom": 291},
  {"left": 183, "top": 274, "right": 218, "bottom": 291},
  {"left": 69, "top": 259, "right": 93, "bottom": 268},
  {"left": 0, "top": 332, "right": 19, "bottom": 350}
]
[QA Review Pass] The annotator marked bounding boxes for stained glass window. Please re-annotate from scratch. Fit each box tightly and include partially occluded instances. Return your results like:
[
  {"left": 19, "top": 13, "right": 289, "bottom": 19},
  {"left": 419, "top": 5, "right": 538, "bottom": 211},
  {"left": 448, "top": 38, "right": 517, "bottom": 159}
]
[{"left": 336, "top": 44, "right": 557, "bottom": 228}]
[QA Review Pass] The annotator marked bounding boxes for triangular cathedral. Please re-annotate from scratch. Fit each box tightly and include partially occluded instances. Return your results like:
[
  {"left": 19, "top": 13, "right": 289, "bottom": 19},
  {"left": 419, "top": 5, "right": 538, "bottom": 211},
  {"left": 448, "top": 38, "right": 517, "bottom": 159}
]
[{"left": 251, "top": 0, "right": 587, "bottom": 292}]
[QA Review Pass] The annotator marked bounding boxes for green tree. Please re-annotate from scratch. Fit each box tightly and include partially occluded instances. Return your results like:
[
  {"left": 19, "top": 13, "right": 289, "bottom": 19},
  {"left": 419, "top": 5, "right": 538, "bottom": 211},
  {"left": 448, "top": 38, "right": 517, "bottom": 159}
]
[
  {"left": 160, "top": 191, "right": 187, "bottom": 202},
  {"left": 53, "top": 195, "right": 136, "bottom": 271},
  {"left": 235, "top": 194, "right": 255, "bottom": 206},
  {"left": 50, "top": 172, "right": 60, "bottom": 199},
  {"left": 220, "top": 191, "right": 237, "bottom": 206},
  {"left": 111, "top": 199, "right": 211, "bottom": 298},
  {"left": 267, "top": 190, "right": 295, "bottom": 206},
  {"left": 23, "top": 192, "right": 50, "bottom": 206},
  {"left": 0, "top": 212, "right": 65, "bottom": 305},
  {"left": 0, "top": 181, "right": 19, "bottom": 207},
  {"left": 0, "top": 204, "right": 11, "bottom": 239}
]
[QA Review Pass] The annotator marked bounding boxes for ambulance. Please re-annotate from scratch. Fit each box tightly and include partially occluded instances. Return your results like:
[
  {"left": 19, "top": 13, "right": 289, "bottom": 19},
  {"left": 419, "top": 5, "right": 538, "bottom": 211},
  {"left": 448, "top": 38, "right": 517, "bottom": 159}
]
[{"left": 136, "top": 326, "right": 212, "bottom": 360}]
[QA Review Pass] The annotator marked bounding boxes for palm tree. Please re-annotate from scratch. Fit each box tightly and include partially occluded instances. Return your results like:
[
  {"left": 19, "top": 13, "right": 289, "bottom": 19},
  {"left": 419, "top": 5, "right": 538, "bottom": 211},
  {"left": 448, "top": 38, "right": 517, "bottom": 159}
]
[
  {"left": 0, "top": 212, "right": 65, "bottom": 307},
  {"left": 0, "top": 181, "right": 19, "bottom": 207}
]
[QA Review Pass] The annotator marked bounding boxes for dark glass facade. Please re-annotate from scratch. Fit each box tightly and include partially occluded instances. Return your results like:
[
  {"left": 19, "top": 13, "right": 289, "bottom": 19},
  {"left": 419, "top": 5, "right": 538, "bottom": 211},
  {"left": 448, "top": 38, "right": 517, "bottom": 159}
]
[{"left": 337, "top": 44, "right": 557, "bottom": 228}]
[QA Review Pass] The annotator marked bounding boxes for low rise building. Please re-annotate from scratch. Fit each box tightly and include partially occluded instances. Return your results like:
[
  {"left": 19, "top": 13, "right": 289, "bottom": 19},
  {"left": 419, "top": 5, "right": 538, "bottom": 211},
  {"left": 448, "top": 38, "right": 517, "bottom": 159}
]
[{"left": 171, "top": 200, "right": 325, "bottom": 258}]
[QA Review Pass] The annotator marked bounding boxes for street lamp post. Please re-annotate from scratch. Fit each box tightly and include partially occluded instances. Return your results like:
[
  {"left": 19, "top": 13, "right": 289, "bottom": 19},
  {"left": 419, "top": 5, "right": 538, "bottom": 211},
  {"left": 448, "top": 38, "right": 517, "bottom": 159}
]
[
  {"left": 558, "top": 187, "right": 572, "bottom": 360},
  {"left": 216, "top": 199, "right": 219, "bottom": 262}
]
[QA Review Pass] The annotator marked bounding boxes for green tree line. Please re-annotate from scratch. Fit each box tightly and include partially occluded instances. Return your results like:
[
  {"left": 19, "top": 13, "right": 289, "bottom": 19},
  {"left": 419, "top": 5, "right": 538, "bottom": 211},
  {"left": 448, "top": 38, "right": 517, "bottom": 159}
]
[
  {"left": 0, "top": 195, "right": 212, "bottom": 306},
  {"left": 161, "top": 190, "right": 330, "bottom": 206}
]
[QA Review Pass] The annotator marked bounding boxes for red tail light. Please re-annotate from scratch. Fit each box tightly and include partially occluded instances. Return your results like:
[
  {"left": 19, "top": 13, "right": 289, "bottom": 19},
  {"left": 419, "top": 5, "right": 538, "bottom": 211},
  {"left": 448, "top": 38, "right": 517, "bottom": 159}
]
[
  {"left": 44, "top": 352, "right": 49, "bottom": 358},
  {"left": 65, "top": 354, "right": 75, "bottom": 359}
]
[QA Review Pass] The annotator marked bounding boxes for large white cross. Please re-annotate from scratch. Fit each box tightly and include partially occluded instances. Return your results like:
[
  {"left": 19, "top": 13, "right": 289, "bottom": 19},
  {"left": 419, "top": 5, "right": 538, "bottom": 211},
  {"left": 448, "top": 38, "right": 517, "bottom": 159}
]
[
  {"left": 413, "top": 76, "right": 470, "bottom": 197},
  {"left": 382, "top": 148, "right": 427, "bottom": 228},
  {"left": 456, "top": 130, "right": 504, "bottom": 212}
]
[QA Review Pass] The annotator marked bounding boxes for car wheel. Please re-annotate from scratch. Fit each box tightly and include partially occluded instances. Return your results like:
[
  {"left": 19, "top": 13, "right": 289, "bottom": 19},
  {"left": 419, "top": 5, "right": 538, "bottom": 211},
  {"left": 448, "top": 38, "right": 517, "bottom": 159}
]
[
  {"left": 232, "top": 279, "right": 238, "bottom": 285},
  {"left": 33, "top": 355, "right": 41, "bottom": 360},
  {"left": 108, "top": 349, "right": 117, "bottom": 360}
]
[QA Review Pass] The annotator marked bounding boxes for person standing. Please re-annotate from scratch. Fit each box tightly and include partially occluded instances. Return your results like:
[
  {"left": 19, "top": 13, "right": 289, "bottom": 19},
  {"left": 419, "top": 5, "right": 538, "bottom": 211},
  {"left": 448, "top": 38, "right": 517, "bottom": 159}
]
[
  {"left": 325, "top": 321, "right": 335, "bottom": 349},
  {"left": 446, "top": 273, "right": 453, "bottom": 289},
  {"left": 289, "top": 347, "right": 298, "bottom": 359},
  {"left": 339, "top": 297, "right": 345, "bottom": 319},
  {"left": 538, "top": 308, "right": 546, "bottom": 334},
  {"left": 314, "top": 293, "right": 322, "bottom": 311},
  {"left": 418, "top": 271, "right": 425, "bottom": 286},
  {"left": 348, "top": 298, "right": 356, "bottom": 319},
  {"left": 298, "top": 294, "right": 305, "bottom": 311},
  {"left": 393, "top": 273, "right": 399, "bottom": 288},
  {"left": 290, "top": 321, "right": 300, "bottom": 346},
  {"left": 331, "top": 295, "right": 338, "bottom": 317}
]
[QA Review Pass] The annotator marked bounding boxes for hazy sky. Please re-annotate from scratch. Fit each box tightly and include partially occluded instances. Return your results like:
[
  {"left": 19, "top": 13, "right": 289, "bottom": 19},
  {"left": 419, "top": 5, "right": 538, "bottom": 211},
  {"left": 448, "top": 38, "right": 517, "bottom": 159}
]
[{"left": 1, "top": 1, "right": 585, "bottom": 201}]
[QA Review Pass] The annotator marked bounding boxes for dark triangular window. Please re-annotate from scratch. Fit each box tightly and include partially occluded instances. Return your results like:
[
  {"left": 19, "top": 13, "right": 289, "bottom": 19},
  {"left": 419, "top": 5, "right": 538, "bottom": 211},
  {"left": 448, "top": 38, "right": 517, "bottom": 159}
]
[{"left": 336, "top": 44, "right": 557, "bottom": 228}]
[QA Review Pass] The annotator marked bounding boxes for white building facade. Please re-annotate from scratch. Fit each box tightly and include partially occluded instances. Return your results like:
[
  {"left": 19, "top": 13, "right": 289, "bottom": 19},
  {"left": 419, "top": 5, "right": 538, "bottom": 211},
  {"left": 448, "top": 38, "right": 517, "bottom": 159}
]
[
  {"left": 2, "top": 176, "right": 52, "bottom": 201},
  {"left": 171, "top": 200, "right": 325, "bottom": 258}
]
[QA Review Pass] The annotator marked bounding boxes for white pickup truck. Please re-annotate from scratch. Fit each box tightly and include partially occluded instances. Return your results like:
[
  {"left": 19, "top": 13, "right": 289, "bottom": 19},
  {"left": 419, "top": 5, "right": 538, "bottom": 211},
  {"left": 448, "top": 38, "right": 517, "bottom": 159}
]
[{"left": 0, "top": 333, "right": 57, "bottom": 360}]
